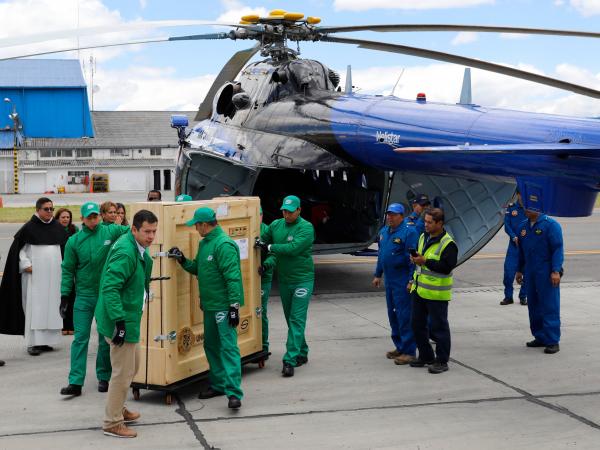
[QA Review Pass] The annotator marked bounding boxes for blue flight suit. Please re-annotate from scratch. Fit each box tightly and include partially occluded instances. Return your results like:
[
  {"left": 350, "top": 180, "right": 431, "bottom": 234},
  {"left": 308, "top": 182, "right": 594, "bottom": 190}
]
[
  {"left": 503, "top": 202, "right": 527, "bottom": 301},
  {"left": 406, "top": 211, "right": 424, "bottom": 237},
  {"left": 375, "top": 221, "right": 419, "bottom": 356},
  {"left": 517, "top": 215, "right": 564, "bottom": 345}
]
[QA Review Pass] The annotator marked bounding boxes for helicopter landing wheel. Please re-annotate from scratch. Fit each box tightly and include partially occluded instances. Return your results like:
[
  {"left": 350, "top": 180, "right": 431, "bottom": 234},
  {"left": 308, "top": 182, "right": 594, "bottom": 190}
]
[
  {"left": 132, "top": 387, "right": 140, "bottom": 401},
  {"left": 165, "top": 393, "right": 173, "bottom": 405}
]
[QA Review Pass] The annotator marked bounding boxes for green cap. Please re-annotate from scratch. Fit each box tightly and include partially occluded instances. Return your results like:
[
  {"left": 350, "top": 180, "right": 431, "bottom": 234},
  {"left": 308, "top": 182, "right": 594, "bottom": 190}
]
[
  {"left": 186, "top": 207, "right": 216, "bottom": 226},
  {"left": 280, "top": 195, "right": 301, "bottom": 212},
  {"left": 176, "top": 194, "right": 192, "bottom": 202},
  {"left": 81, "top": 202, "right": 100, "bottom": 218}
]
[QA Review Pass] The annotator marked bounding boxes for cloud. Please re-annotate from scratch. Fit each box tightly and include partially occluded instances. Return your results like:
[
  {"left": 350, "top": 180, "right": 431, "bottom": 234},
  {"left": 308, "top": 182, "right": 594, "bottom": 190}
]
[
  {"left": 0, "top": 0, "right": 162, "bottom": 62},
  {"left": 216, "top": 0, "right": 268, "bottom": 23},
  {"left": 340, "top": 62, "right": 600, "bottom": 117},
  {"left": 93, "top": 65, "right": 216, "bottom": 111},
  {"left": 139, "top": 0, "right": 147, "bottom": 9},
  {"left": 333, "top": 0, "right": 494, "bottom": 11},
  {"left": 569, "top": 0, "right": 600, "bottom": 16},
  {"left": 451, "top": 32, "right": 479, "bottom": 45}
]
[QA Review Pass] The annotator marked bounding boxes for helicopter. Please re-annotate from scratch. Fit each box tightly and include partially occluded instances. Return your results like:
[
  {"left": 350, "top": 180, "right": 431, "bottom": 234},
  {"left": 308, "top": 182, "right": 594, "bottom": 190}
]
[{"left": 2, "top": 10, "right": 600, "bottom": 262}]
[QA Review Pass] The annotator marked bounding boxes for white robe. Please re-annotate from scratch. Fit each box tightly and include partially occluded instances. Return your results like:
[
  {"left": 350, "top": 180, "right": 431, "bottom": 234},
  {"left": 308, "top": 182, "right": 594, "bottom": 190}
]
[{"left": 19, "top": 244, "right": 62, "bottom": 347}]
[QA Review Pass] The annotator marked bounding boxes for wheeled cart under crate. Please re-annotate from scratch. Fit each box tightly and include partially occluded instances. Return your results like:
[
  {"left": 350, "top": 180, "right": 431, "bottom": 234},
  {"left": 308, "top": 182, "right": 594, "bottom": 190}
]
[{"left": 128, "top": 197, "right": 267, "bottom": 404}]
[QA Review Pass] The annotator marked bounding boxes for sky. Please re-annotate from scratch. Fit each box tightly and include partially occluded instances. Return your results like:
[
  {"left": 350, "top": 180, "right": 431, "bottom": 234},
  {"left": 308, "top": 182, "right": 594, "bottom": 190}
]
[{"left": 0, "top": 0, "right": 599, "bottom": 116}]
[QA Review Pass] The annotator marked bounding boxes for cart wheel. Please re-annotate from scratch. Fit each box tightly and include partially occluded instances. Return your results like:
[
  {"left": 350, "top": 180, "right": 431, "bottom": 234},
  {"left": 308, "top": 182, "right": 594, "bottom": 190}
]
[
  {"left": 258, "top": 359, "right": 266, "bottom": 369},
  {"left": 132, "top": 388, "right": 140, "bottom": 401},
  {"left": 165, "top": 393, "right": 173, "bottom": 405}
]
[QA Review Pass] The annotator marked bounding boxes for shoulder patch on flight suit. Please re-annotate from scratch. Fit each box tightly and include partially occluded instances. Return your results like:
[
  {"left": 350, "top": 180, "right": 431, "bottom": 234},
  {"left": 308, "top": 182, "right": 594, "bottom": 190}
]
[
  {"left": 287, "top": 236, "right": 294, "bottom": 241},
  {"left": 521, "top": 229, "right": 526, "bottom": 237},
  {"left": 535, "top": 229, "right": 542, "bottom": 235},
  {"left": 393, "top": 238, "right": 402, "bottom": 244},
  {"left": 407, "top": 221, "right": 415, "bottom": 226},
  {"left": 511, "top": 210, "right": 518, "bottom": 216},
  {"left": 207, "top": 255, "right": 214, "bottom": 261},
  {"left": 104, "top": 240, "right": 112, "bottom": 245}
]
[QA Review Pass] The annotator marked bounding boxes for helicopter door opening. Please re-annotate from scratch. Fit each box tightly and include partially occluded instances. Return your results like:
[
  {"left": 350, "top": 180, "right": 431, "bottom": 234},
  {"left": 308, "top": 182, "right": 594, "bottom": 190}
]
[{"left": 253, "top": 167, "right": 389, "bottom": 251}]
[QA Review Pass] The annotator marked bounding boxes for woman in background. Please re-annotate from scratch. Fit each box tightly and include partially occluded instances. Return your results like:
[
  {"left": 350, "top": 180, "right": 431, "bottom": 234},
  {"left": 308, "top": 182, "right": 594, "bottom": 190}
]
[
  {"left": 115, "top": 203, "right": 129, "bottom": 226},
  {"left": 100, "top": 201, "right": 122, "bottom": 225},
  {"left": 54, "top": 207, "right": 78, "bottom": 335}
]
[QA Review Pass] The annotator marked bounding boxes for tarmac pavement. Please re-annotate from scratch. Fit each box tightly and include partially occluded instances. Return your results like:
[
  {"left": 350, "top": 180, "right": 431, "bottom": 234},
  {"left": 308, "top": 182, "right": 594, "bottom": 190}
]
[{"left": 1, "top": 212, "right": 600, "bottom": 448}]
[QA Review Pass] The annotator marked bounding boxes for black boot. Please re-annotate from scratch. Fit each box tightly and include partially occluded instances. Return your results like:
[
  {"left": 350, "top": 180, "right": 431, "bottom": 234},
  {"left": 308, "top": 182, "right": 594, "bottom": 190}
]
[
  {"left": 198, "top": 387, "right": 225, "bottom": 399},
  {"left": 526, "top": 339, "right": 545, "bottom": 348},
  {"left": 544, "top": 344, "right": 560, "bottom": 354},
  {"left": 520, "top": 297, "right": 528, "bottom": 305},
  {"left": 0, "top": 360, "right": 5, "bottom": 366},
  {"left": 98, "top": 380, "right": 109, "bottom": 392},
  {"left": 60, "top": 384, "right": 82, "bottom": 396},
  {"left": 282, "top": 363, "right": 294, "bottom": 377},
  {"left": 27, "top": 347, "right": 41, "bottom": 356},
  {"left": 499, "top": 298, "right": 514, "bottom": 305},
  {"left": 296, "top": 355, "right": 308, "bottom": 367},
  {"left": 228, "top": 396, "right": 241, "bottom": 409}
]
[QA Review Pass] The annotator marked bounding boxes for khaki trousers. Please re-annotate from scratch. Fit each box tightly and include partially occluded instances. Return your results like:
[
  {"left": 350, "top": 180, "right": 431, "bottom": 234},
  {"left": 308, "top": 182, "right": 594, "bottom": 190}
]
[{"left": 103, "top": 338, "right": 140, "bottom": 429}]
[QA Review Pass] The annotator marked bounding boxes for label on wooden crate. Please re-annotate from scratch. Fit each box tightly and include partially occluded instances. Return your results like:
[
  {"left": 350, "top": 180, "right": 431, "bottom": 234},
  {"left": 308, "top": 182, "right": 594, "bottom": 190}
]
[{"left": 234, "top": 238, "right": 249, "bottom": 260}]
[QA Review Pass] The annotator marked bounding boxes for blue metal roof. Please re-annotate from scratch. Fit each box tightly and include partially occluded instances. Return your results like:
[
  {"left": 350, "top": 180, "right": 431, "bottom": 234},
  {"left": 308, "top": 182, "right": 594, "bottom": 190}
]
[{"left": 0, "top": 59, "right": 86, "bottom": 88}]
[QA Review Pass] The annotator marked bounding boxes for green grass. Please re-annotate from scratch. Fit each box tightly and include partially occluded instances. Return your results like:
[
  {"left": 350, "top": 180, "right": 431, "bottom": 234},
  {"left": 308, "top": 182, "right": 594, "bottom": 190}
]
[{"left": 0, "top": 205, "right": 132, "bottom": 223}]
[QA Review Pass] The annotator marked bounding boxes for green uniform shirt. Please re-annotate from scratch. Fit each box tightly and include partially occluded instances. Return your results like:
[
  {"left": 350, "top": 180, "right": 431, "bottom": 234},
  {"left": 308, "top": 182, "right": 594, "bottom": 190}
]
[
  {"left": 182, "top": 226, "right": 244, "bottom": 311},
  {"left": 260, "top": 222, "right": 276, "bottom": 284},
  {"left": 94, "top": 232, "right": 153, "bottom": 343},
  {"left": 262, "top": 216, "right": 315, "bottom": 284},
  {"left": 61, "top": 223, "right": 130, "bottom": 298}
]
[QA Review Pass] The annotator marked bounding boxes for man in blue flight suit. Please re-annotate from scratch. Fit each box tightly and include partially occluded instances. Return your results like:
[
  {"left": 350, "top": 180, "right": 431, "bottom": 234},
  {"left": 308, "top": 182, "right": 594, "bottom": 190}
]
[
  {"left": 372, "top": 203, "right": 419, "bottom": 365},
  {"left": 406, "top": 194, "right": 430, "bottom": 236},
  {"left": 501, "top": 192, "right": 528, "bottom": 305},
  {"left": 515, "top": 204, "right": 564, "bottom": 354}
]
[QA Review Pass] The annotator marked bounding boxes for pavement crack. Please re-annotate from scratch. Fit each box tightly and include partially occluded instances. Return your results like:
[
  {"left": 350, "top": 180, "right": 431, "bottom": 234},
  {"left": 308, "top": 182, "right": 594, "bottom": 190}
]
[
  {"left": 450, "top": 358, "right": 600, "bottom": 431},
  {"left": 175, "top": 394, "right": 217, "bottom": 449},
  {"left": 322, "top": 298, "right": 389, "bottom": 331}
]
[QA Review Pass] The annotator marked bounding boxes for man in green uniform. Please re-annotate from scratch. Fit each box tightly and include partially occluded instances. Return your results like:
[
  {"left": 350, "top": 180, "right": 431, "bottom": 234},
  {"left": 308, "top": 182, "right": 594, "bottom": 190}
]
[
  {"left": 256, "top": 195, "right": 315, "bottom": 377},
  {"left": 169, "top": 207, "right": 244, "bottom": 409},
  {"left": 95, "top": 210, "right": 157, "bottom": 438},
  {"left": 59, "top": 202, "right": 130, "bottom": 397},
  {"left": 258, "top": 206, "right": 276, "bottom": 356}
]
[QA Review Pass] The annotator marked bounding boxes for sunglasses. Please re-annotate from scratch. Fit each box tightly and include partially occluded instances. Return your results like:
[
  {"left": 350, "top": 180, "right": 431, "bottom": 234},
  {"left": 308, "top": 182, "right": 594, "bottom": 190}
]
[{"left": 41, "top": 207, "right": 55, "bottom": 212}]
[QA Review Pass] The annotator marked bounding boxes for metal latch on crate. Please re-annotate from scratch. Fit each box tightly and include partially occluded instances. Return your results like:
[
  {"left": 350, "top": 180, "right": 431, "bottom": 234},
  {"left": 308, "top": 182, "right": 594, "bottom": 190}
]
[{"left": 154, "top": 330, "right": 177, "bottom": 342}]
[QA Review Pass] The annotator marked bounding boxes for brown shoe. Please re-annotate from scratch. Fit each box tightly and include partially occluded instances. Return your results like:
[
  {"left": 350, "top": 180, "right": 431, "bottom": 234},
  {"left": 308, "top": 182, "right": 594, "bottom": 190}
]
[
  {"left": 123, "top": 408, "right": 141, "bottom": 423},
  {"left": 103, "top": 423, "right": 137, "bottom": 438},
  {"left": 386, "top": 349, "right": 402, "bottom": 359},
  {"left": 394, "top": 354, "right": 416, "bottom": 365}
]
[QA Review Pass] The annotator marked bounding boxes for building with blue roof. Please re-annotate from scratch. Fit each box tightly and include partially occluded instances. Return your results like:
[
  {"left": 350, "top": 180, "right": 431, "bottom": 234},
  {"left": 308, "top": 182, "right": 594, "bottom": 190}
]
[{"left": 0, "top": 59, "right": 93, "bottom": 138}]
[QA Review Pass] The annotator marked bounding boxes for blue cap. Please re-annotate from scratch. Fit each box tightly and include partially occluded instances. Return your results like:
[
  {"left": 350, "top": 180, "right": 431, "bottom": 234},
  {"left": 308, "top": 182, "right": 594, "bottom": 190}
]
[
  {"left": 386, "top": 203, "right": 405, "bottom": 215},
  {"left": 411, "top": 193, "right": 431, "bottom": 206}
]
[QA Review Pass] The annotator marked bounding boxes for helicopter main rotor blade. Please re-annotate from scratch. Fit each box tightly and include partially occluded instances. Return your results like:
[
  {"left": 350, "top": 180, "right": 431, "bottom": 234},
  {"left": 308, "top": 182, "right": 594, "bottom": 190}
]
[
  {"left": 0, "top": 33, "right": 231, "bottom": 61},
  {"left": 317, "top": 24, "right": 600, "bottom": 39},
  {"left": 0, "top": 20, "right": 251, "bottom": 49},
  {"left": 322, "top": 36, "right": 600, "bottom": 99},
  {"left": 195, "top": 44, "right": 260, "bottom": 121}
]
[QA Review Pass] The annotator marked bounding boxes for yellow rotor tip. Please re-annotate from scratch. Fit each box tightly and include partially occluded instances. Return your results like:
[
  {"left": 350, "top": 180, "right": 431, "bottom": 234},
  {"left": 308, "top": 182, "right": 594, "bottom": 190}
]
[
  {"left": 283, "top": 12, "right": 304, "bottom": 21},
  {"left": 306, "top": 16, "right": 321, "bottom": 24},
  {"left": 269, "top": 9, "right": 287, "bottom": 15},
  {"left": 241, "top": 14, "right": 259, "bottom": 23}
]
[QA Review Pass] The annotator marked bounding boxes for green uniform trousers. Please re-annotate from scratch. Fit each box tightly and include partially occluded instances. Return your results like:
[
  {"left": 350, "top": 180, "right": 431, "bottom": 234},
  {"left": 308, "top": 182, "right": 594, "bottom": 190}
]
[
  {"left": 279, "top": 281, "right": 313, "bottom": 366},
  {"left": 69, "top": 295, "right": 112, "bottom": 386},
  {"left": 203, "top": 310, "right": 243, "bottom": 399},
  {"left": 261, "top": 281, "right": 272, "bottom": 352}
]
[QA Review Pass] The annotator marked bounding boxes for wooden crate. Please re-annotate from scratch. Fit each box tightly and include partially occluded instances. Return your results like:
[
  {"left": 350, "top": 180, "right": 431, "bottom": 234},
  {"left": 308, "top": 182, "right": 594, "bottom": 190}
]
[{"left": 129, "top": 197, "right": 262, "bottom": 389}]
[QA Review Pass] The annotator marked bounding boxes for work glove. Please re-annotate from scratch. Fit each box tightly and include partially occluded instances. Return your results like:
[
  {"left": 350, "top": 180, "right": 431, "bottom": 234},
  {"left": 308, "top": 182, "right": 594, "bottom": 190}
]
[
  {"left": 168, "top": 246, "right": 185, "bottom": 264},
  {"left": 258, "top": 265, "right": 266, "bottom": 277},
  {"left": 112, "top": 320, "right": 126, "bottom": 346},
  {"left": 59, "top": 296, "right": 69, "bottom": 319},
  {"left": 228, "top": 304, "right": 240, "bottom": 328},
  {"left": 254, "top": 237, "right": 269, "bottom": 252}
]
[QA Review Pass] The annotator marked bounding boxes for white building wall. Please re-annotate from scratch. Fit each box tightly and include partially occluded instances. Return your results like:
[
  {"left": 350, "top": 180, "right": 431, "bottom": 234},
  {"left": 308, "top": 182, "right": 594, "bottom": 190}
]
[{"left": 0, "top": 156, "right": 14, "bottom": 193}]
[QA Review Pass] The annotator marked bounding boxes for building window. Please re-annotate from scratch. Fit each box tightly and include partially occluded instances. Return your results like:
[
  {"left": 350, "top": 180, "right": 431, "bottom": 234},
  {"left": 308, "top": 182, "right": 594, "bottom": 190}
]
[
  {"left": 150, "top": 148, "right": 162, "bottom": 156},
  {"left": 76, "top": 148, "right": 92, "bottom": 158},
  {"left": 110, "top": 149, "right": 130, "bottom": 157},
  {"left": 40, "top": 149, "right": 73, "bottom": 158},
  {"left": 67, "top": 170, "right": 89, "bottom": 185}
]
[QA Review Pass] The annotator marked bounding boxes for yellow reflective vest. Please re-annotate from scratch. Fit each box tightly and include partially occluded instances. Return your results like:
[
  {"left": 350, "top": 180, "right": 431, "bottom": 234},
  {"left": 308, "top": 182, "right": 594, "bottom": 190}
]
[{"left": 411, "top": 232, "right": 455, "bottom": 301}]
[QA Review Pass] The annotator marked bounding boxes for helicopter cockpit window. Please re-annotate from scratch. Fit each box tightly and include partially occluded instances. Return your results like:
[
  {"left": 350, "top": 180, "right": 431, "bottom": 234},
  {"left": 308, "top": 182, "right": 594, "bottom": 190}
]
[
  {"left": 267, "top": 60, "right": 334, "bottom": 103},
  {"left": 216, "top": 82, "right": 243, "bottom": 119}
]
